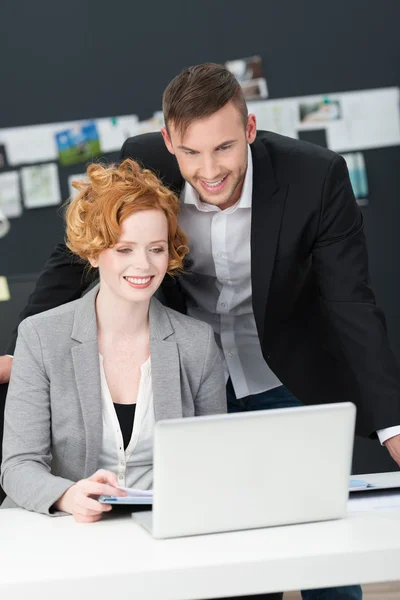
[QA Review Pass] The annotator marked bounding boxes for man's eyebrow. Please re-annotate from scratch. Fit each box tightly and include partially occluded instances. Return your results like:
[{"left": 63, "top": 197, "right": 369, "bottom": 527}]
[{"left": 177, "top": 139, "right": 237, "bottom": 152}]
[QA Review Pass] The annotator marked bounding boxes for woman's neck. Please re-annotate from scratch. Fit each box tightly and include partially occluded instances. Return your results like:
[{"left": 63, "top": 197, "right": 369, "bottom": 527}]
[{"left": 95, "top": 286, "right": 150, "bottom": 340}]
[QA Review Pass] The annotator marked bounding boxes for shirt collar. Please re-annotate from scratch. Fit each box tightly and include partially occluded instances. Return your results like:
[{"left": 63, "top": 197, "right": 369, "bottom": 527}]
[{"left": 181, "top": 145, "right": 253, "bottom": 213}]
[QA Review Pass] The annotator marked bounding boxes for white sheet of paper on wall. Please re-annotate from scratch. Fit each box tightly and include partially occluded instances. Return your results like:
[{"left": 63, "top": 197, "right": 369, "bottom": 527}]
[
  {"left": 0, "top": 171, "right": 22, "bottom": 218},
  {"left": 0, "top": 276, "right": 10, "bottom": 302},
  {"left": 97, "top": 115, "right": 139, "bottom": 153},
  {"left": 247, "top": 99, "right": 298, "bottom": 139},
  {"left": 21, "top": 163, "right": 62, "bottom": 209},
  {"left": 326, "top": 88, "right": 400, "bottom": 152}
]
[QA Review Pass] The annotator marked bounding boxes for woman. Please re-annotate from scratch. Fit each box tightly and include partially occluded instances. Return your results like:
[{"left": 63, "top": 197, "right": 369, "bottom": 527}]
[{"left": 1, "top": 159, "right": 226, "bottom": 522}]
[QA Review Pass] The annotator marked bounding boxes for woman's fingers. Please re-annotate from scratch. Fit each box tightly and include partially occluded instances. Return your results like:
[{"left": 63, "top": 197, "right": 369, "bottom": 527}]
[
  {"left": 77, "top": 480, "right": 126, "bottom": 498},
  {"left": 88, "top": 469, "right": 120, "bottom": 487},
  {"left": 76, "top": 494, "right": 112, "bottom": 514}
]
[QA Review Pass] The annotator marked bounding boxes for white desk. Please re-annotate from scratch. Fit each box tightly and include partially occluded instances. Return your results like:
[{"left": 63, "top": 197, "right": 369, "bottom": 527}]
[{"left": 1, "top": 472, "right": 400, "bottom": 600}]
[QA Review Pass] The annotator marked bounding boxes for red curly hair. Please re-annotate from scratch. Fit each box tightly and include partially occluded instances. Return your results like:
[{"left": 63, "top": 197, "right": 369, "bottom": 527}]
[{"left": 65, "top": 158, "right": 188, "bottom": 275}]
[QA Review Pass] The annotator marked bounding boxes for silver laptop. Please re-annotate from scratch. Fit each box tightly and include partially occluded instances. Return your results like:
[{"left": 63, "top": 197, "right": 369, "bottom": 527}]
[{"left": 132, "top": 402, "right": 356, "bottom": 538}]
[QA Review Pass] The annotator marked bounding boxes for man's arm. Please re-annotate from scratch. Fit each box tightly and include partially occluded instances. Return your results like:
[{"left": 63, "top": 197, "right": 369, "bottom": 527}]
[
  {"left": 5, "top": 243, "right": 91, "bottom": 356},
  {"left": 312, "top": 155, "right": 400, "bottom": 445}
]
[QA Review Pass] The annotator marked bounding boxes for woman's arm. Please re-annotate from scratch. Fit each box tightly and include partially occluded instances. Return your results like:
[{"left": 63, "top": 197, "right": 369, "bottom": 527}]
[
  {"left": 194, "top": 325, "right": 227, "bottom": 416},
  {"left": 1, "top": 318, "right": 75, "bottom": 515}
]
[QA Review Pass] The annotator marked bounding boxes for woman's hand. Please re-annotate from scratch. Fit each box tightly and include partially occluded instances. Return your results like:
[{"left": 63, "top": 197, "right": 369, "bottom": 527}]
[{"left": 54, "top": 469, "right": 126, "bottom": 522}]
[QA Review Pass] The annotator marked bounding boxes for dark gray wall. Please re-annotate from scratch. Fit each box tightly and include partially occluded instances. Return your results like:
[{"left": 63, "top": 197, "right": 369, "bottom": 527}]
[{"left": 0, "top": 0, "right": 399, "bottom": 471}]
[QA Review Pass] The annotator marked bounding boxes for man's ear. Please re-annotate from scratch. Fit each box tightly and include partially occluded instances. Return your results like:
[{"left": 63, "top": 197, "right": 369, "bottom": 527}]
[
  {"left": 246, "top": 113, "right": 257, "bottom": 144},
  {"left": 161, "top": 126, "right": 175, "bottom": 155}
]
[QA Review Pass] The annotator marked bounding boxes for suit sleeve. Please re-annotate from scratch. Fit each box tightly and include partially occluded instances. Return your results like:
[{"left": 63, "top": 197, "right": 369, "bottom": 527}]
[
  {"left": 1, "top": 319, "right": 75, "bottom": 514},
  {"left": 194, "top": 325, "right": 227, "bottom": 416},
  {"left": 312, "top": 155, "right": 400, "bottom": 437},
  {"left": 6, "top": 244, "right": 91, "bottom": 354}
]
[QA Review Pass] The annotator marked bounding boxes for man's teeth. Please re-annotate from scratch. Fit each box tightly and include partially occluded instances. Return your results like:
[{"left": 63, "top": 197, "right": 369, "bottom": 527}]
[
  {"left": 125, "top": 276, "right": 151, "bottom": 284},
  {"left": 203, "top": 177, "right": 225, "bottom": 187}
]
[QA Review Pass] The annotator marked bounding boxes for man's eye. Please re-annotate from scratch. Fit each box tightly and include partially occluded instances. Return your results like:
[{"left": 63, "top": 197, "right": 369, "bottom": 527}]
[
  {"left": 218, "top": 145, "right": 231, "bottom": 151},
  {"left": 184, "top": 150, "right": 197, "bottom": 156}
]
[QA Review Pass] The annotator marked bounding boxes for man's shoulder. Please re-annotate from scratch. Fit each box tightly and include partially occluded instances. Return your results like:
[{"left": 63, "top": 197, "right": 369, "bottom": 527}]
[
  {"left": 255, "top": 130, "right": 341, "bottom": 180},
  {"left": 121, "top": 132, "right": 182, "bottom": 190}
]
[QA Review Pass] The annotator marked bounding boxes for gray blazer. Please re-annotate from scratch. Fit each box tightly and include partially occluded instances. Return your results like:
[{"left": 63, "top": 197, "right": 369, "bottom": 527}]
[{"left": 1, "top": 285, "right": 226, "bottom": 515}]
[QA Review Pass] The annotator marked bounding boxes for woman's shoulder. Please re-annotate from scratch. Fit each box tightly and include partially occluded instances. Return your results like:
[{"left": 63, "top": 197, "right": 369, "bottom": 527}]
[{"left": 17, "top": 294, "right": 89, "bottom": 340}]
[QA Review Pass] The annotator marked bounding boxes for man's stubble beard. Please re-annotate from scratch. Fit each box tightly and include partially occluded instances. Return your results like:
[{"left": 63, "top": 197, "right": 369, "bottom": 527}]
[{"left": 195, "top": 156, "right": 248, "bottom": 208}]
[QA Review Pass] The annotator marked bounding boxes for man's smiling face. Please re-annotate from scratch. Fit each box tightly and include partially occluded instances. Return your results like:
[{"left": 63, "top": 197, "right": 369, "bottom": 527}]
[{"left": 162, "top": 101, "right": 256, "bottom": 210}]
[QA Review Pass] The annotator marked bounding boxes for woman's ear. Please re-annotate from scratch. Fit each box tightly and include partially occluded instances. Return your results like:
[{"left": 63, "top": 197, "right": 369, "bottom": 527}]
[{"left": 88, "top": 256, "right": 99, "bottom": 269}]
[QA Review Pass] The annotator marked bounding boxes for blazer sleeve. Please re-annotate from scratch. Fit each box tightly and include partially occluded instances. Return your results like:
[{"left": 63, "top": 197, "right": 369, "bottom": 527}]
[
  {"left": 6, "top": 243, "right": 92, "bottom": 355},
  {"left": 1, "top": 318, "right": 75, "bottom": 515},
  {"left": 194, "top": 325, "right": 227, "bottom": 416},
  {"left": 312, "top": 155, "right": 400, "bottom": 437}
]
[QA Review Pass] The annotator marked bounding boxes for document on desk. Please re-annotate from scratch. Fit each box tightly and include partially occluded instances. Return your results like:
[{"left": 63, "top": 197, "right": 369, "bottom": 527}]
[{"left": 98, "top": 487, "right": 153, "bottom": 505}]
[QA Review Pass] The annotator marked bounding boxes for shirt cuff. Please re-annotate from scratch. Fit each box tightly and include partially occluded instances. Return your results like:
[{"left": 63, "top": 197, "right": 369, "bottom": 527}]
[
  {"left": 5, "top": 355, "right": 13, "bottom": 358},
  {"left": 377, "top": 426, "right": 400, "bottom": 445}
]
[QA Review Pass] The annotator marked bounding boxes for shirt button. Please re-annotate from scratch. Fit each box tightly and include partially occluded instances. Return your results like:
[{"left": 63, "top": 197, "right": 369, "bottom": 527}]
[
  {"left": 216, "top": 252, "right": 222, "bottom": 258},
  {"left": 228, "top": 351, "right": 235, "bottom": 357},
  {"left": 220, "top": 302, "right": 227, "bottom": 308},
  {"left": 119, "top": 475, "right": 123, "bottom": 480},
  {"left": 120, "top": 461, "right": 125, "bottom": 467}
]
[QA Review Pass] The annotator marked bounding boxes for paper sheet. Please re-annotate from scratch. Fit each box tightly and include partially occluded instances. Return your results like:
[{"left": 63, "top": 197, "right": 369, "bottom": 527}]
[
  {"left": 21, "top": 163, "right": 62, "bottom": 209},
  {"left": 0, "top": 171, "right": 22, "bottom": 218},
  {"left": 247, "top": 99, "right": 298, "bottom": 138},
  {"left": 118, "top": 487, "right": 153, "bottom": 498},
  {"left": 0, "top": 276, "right": 10, "bottom": 302}
]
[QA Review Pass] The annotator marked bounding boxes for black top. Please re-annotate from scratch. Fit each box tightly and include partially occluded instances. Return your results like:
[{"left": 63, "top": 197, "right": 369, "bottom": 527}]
[{"left": 113, "top": 403, "right": 136, "bottom": 450}]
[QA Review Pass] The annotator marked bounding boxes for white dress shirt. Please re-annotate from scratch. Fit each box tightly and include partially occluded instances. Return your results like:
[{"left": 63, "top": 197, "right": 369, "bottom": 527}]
[
  {"left": 98, "top": 355, "right": 154, "bottom": 489},
  {"left": 178, "top": 147, "right": 399, "bottom": 445}
]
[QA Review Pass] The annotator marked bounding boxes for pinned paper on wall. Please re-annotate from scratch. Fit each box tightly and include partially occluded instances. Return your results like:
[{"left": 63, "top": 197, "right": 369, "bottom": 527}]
[
  {"left": 67, "top": 173, "right": 89, "bottom": 200},
  {"left": 247, "top": 100, "right": 298, "bottom": 138},
  {"left": 226, "top": 55, "right": 268, "bottom": 101},
  {"left": 326, "top": 88, "right": 400, "bottom": 152},
  {"left": 342, "top": 152, "right": 368, "bottom": 206},
  {"left": 97, "top": 115, "right": 139, "bottom": 153},
  {"left": 246, "top": 87, "right": 400, "bottom": 152},
  {"left": 0, "top": 114, "right": 140, "bottom": 166},
  {"left": 0, "top": 276, "right": 10, "bottom": 302},
  {"left": 0, "top": 171, "right": 22, "bottom": 218},
  {"left": 55, "top": 121, "right": 102, "bottom": 166},
  {"left": 21, "top": 163, "right": 62, "bottom": 209}
]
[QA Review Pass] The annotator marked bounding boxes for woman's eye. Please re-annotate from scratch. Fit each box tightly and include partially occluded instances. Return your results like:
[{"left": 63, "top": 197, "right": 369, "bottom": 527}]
[
  {"left": 150, "top": 247, "right": 165, "bottom": 254},
  {"left": 117, "top": 248, "right": 131, "bottom": 254}
]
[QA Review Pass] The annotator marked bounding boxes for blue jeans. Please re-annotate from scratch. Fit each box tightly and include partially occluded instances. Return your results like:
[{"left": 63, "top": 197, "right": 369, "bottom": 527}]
[{"left": 226, "top": 380, "right": 363, "bottom": 600}]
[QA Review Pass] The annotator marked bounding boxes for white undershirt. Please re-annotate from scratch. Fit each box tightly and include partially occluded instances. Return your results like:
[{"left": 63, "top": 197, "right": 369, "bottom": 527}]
[
  {"left": 179, "top": 147, "right": 282, "bottom": 399},
  {"left": 97, "top": 354, "right": 154, "bottom": 490}
]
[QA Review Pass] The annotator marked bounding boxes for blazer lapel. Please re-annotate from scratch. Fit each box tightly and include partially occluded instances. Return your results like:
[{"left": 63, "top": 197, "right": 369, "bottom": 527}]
[
  {"left": 149, "top": 298, "right": 183, "bottom": 422},
  {"left": 70, "top": 286, "right": 103, "bottom": 477},
  {"left": 250, "top": 138, "right": 288, "bottom": 339}
]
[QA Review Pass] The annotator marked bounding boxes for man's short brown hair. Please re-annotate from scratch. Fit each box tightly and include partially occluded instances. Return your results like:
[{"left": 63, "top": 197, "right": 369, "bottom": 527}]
[{"left": 162, "top": 62, "right": 248, "bottom": 138}]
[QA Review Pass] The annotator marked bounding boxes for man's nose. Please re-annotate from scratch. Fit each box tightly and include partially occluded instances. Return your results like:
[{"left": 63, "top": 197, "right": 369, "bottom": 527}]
[{"left": 199, "top": 155, "right": 220, "bottom": 181}]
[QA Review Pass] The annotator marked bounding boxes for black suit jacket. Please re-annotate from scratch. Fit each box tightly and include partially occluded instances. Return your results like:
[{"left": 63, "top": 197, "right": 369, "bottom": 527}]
[{"left": 9, "top": 131, "right": 400, "bottom": 437}]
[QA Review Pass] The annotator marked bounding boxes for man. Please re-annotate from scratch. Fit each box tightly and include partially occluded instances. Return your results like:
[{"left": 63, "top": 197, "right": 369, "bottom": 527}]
[{"left": 1, "top": 62, "right": 400, "bottom": 599}]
